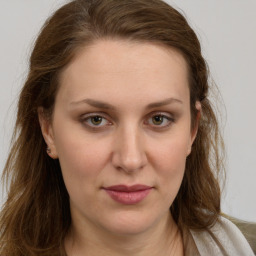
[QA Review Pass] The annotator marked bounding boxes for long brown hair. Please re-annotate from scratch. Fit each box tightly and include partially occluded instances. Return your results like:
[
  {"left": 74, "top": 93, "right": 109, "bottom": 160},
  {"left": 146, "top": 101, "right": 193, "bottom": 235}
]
[{"left": 0, "top": 0, "right": 224, "bottom": 255}]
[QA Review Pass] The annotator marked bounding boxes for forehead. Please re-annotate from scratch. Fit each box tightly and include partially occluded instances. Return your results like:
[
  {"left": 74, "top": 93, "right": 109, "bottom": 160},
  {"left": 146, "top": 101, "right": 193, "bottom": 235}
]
[{"left": 58, "top": 39, "right": 190, "bottom": 107}]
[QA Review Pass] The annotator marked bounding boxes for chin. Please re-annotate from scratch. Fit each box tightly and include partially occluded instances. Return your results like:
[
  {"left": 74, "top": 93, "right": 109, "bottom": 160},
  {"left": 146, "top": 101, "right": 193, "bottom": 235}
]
[{"left": 99, "top": 209, "right": 165, "bottom": 237}]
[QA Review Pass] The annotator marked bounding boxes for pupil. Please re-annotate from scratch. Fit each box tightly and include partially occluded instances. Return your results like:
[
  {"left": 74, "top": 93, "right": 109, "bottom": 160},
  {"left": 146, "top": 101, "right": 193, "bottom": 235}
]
[
  {"left": 153, "top": 116, "right": 163, "bottom": 125},
  {"left": 92, "top": 116, "right": 102, "bottom": 125}
]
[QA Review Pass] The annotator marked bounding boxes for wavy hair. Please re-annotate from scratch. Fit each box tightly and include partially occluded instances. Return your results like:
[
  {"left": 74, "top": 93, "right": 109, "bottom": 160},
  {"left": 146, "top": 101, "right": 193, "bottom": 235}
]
[{"left": 0, "top": 0, "right": 224, "bottom": 255}]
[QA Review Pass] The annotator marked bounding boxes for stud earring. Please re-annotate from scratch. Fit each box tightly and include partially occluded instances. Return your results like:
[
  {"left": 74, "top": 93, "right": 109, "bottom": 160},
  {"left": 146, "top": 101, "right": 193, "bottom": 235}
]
[{"left": 46, "top": 146, "right": 58, "bottom": 159}]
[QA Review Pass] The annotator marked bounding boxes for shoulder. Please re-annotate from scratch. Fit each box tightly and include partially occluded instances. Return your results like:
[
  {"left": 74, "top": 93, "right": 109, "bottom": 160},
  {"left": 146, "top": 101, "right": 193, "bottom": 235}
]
[{"left": 189, "top": 216, "right": 254, "bottom": 256}]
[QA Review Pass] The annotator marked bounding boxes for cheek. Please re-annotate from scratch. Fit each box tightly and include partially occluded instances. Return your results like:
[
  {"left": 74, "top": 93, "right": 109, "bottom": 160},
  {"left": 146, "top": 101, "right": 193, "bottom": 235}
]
[
  {"left": 56, "top": 136, "right": 112, "bottom": 214},
  {"left": 150, "top": 136, "right": 189, "bottom": 196},
  {"left": 152, "top": 134, "right": 189, "bottom": 170},
  {"left": 53, "top": 126, "right": 111, "bottom": 192}
]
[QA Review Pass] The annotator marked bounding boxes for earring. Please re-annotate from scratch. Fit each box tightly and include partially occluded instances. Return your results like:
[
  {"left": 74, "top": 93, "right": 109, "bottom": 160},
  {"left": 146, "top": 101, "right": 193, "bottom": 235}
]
[
  {"left": 46, "top": 146, "right": 58, "bottom": 159},
  {"left": 46, "top": 147, "right": 51, "bottom": 154}
]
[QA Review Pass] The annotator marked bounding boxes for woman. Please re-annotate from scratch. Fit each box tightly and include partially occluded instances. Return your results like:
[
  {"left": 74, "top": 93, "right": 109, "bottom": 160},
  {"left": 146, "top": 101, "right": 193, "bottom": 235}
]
[{"left": 0, "top": 0, "right": 254, "bottom": 255}]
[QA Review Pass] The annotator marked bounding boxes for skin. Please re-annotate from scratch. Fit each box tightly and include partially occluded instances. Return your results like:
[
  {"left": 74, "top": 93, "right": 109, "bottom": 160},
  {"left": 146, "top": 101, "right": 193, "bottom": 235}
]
[{"left": 39, "top": 39, "right": 200, "bottom": 256}]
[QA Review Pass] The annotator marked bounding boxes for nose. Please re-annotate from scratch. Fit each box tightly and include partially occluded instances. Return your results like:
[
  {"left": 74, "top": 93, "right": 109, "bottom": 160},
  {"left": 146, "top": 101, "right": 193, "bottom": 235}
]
[{"left": 112, "top": 125, "right": 147, "bottom": 173}]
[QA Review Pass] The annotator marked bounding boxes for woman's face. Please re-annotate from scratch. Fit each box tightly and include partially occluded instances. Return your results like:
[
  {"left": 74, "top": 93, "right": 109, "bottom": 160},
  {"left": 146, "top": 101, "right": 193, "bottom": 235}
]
[{"left": 41, "top": 40, "right": 198, "bottom": 236}]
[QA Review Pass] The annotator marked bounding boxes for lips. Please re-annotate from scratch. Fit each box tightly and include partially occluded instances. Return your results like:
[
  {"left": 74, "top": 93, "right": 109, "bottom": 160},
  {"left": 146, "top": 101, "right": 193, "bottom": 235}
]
[
  {"left": 103, "top": 184, "right": 152, "bottom": 205},
  {"left": 105, "top": 184, "right": 152, "bottom": 192}
]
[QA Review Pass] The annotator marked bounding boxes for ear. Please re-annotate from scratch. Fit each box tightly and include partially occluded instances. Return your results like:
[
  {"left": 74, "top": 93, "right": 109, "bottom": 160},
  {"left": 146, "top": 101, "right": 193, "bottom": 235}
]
[
  {"left": 187, "top": 101, "right": 201, "bottom": 156},
  {"left": 38, "top": 107, "right": 58, "bottom": 159}
]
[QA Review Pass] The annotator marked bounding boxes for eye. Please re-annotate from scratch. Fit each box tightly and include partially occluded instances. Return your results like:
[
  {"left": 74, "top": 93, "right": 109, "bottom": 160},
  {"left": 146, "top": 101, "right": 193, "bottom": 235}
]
[
  {"left": 90, "top": 116, "right": 104, "bottom": 126},
  {"left": 152, "top": 115, "right": 165, "bottom": 125},
  {"left": 81, "top": 114, "right": 112, "bottom": 129},
  {"left": 146, "top": 113, "right": 174, "bottom": 128}
]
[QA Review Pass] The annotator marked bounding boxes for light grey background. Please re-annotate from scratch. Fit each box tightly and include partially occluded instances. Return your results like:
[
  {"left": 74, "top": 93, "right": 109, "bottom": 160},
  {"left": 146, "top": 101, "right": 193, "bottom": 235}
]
[{"left": 0, "top": 0, "right": 255, "bottom": 221}]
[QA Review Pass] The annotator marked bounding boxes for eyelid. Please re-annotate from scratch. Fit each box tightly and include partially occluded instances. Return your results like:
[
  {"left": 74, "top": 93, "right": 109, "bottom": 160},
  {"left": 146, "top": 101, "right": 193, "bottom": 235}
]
[
  {"left": 80, "top": 112, "right": 108, "bottom": 118},
  {"left": 79, "top": 111, "right": 175, "bottom": 131},
  {"left": 144, "top": 111, "right": 175, "bottom": 128},
  {"left": 80, "top": 112, "right": 113, "bottom": 129}
]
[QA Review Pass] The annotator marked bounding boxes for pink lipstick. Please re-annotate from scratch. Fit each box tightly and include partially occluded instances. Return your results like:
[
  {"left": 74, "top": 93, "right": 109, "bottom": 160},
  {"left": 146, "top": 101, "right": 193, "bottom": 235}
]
[{"left": 103, "top": 185, "right": 152, "bottom": 205}]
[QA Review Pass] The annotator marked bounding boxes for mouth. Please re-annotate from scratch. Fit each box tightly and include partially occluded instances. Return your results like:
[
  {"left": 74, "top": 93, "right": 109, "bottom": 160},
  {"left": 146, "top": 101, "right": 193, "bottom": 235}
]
[{"left": 102, "top": 184, "right": 153, "bottom": 205}]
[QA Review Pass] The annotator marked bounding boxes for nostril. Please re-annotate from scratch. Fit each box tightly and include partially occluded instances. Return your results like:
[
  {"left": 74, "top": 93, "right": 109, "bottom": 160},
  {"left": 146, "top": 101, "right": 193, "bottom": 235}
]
[
  {"left": 111, "top": 129, "right": 148, "bottom": 172},
  {"left": 114, "top": 155, "right": 147, "bottom": 173}
]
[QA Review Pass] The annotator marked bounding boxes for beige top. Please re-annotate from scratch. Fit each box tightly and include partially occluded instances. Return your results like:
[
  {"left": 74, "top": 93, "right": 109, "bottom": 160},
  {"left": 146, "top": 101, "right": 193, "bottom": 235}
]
[{"left": 184, "top": 216, "right": 254, "bottom": 256}]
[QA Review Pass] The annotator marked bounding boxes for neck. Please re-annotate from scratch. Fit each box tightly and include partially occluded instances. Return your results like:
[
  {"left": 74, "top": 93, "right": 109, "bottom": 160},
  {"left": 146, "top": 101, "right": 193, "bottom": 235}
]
[{"left": 65, "top": 212, "right": 184, "bottom": 256}]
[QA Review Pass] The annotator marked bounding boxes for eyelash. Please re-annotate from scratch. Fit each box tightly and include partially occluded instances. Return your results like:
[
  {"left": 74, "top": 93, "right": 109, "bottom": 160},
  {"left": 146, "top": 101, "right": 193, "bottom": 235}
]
[
  {"left": 144, "top": 112, "right": 175, "bottom": 129},
  {"left": 80, "top": 112, "right": 175, "bottom": 131},
  {"left": 80, "top": 113, "right": 112, "bottom": 130}
]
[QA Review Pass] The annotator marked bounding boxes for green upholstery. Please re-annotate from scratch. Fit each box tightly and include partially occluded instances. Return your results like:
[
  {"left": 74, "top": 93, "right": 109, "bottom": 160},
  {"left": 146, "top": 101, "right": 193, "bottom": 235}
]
[{"left": 225, "top": 215, "right": 256, "bottom": 255}]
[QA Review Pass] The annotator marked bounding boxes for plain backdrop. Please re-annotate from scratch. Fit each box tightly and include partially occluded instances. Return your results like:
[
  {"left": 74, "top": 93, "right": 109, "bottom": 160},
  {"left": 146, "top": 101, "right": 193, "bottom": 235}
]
[{"left": 0, "top": 0, "right": 255, "bottom": 222}]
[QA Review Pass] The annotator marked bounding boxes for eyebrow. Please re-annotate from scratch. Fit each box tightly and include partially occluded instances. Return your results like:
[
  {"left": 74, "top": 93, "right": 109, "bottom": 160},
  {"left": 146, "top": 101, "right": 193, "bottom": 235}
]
[
  {"left": 146, "top": 98, "right": 183, "bottom": 109},
  {"left": 70, "top": 97, "right": 183, "bottom": 110},
  {"left": 70, "top": 98, "right": 115, "bottom": 110}
]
